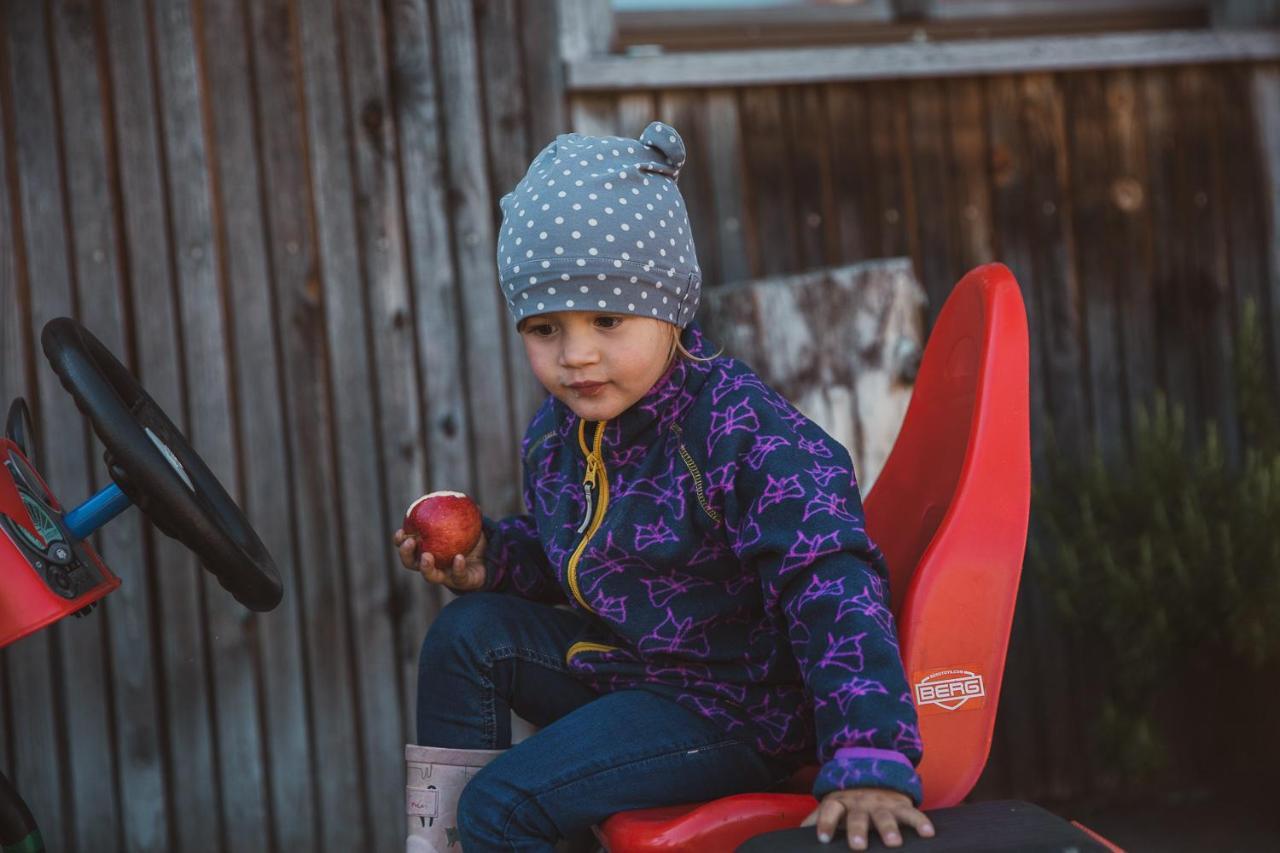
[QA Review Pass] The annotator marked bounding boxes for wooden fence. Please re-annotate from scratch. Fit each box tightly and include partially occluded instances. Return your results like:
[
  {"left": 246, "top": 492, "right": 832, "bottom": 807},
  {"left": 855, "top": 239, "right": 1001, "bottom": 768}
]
[{"left": 0, "top": 0, "right": 1277, "bottom": 849}]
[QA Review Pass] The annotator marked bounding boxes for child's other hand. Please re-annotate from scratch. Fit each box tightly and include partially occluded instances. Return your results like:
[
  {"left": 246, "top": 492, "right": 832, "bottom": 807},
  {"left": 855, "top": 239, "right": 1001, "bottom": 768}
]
[
  {"left": 801, "top": 788, "right": 934, "bottom": 849},
  {"left": 394, "top": 528, "right": 488, "bottom": 592}
]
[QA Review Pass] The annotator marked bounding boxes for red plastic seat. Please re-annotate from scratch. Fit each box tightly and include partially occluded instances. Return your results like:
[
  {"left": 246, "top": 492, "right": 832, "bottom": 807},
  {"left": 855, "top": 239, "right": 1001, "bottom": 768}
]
[{"left": 596, "top": 263, "right": 1032, "bottom": 851}]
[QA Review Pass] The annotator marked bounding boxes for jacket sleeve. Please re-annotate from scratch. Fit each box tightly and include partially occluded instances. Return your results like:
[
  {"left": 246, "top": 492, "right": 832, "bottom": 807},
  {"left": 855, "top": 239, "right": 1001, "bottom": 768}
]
[
  {"left": 458, "top": 411, "right": 567, "bottom": 606},
  {"left": 471, "top": 511, "right": 565, "bottom": 605},
  {"left": 720, "top": 386, "right": 923, "bottom": 804}
]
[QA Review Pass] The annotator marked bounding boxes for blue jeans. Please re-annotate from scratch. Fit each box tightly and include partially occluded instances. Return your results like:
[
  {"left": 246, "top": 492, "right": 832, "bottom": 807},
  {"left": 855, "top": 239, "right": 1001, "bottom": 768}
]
[{"left": 416, "top": 592, "right": 797, "bottom": 852}]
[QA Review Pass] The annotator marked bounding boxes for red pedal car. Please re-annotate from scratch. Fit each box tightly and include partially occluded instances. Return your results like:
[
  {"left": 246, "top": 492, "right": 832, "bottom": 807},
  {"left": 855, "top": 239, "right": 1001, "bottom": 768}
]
[{"left": 0, "top": 317, "right": 281, "bottom": 852}]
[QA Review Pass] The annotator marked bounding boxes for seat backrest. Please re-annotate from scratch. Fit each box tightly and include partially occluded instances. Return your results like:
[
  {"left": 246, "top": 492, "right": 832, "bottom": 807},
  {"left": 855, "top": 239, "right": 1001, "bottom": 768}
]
[{"left": 862, "top": 263, "right": 1030, "bottom": 809}]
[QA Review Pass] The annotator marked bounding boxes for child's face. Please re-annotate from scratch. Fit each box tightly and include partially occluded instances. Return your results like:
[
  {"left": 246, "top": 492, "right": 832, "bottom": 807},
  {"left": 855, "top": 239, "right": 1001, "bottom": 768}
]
[{"left": 518, "top": 311, "right": 678, "bottom": 421}]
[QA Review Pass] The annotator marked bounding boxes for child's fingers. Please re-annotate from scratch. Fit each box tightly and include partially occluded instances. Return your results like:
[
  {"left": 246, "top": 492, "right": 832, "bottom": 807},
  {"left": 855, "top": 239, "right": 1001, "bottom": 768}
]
[
  {"left": 393, "top": 528, "right": 406, "bottom": 546},
  {"left": 448, "top": 555, "right": 467, "bottom": 585},
  {"left": 397, "top": 538, "right": 418, "bottom": 569},
  {"left": 418, "top": 552, "right": 445, "bottom": 584}
]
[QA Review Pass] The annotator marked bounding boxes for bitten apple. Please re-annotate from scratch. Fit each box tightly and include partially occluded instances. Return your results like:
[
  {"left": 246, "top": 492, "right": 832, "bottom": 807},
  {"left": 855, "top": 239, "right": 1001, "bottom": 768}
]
[{"left": 403, "top": 490, "right": 483, "bottom": 568}]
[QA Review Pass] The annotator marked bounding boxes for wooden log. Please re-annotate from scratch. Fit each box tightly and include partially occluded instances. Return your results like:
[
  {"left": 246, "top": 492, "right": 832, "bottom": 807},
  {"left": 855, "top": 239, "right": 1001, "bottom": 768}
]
[
  {"left": 699, "top": 258, "right": 925, "bottom": 491},
  {"left": 197, "top": 0, "right": 316, "bottom": 847}
]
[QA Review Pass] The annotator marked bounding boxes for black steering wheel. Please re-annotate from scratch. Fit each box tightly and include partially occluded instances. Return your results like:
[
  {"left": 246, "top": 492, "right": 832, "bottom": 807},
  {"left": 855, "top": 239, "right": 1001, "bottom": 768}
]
[{"left": 40, "top": 317, "right": 282, "bottom": 611}]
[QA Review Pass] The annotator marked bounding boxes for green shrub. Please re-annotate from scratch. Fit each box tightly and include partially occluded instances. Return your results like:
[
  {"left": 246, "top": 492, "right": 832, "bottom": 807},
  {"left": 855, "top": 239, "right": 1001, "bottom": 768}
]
[{"left": 1030, "top": 299, "right": 1280, "bottom": 781}]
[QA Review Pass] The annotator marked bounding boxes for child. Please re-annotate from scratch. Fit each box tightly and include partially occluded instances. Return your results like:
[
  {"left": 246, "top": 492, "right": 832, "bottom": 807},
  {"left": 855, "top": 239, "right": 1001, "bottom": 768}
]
[{"left": 395, "top": 122, "right": 934, "bottom": 852}]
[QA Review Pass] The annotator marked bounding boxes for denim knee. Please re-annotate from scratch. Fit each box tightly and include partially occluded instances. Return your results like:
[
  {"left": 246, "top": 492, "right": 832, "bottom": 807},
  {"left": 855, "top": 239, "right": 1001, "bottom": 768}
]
[
  {"left": 419, "top": 592, "right": 507, "bottom": 666},
  {"left": 457, "top": 765, "right": 557, "bottom": 851}
]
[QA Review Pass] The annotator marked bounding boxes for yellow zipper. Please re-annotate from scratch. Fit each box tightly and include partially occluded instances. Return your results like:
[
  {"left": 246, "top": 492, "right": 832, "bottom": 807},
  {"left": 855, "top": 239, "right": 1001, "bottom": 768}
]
[
  {"left": 565, "top": 640, "right": 621, "bottom": 663},
  {"left": 566, "top": 419, "right": 609, "bottom": 612}
]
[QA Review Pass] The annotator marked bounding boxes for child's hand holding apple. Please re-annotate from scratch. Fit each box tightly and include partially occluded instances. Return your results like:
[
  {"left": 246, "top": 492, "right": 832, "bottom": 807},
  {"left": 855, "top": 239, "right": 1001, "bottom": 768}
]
[{"left": 394, "top": 491, "right": 487, "bottom": 592}]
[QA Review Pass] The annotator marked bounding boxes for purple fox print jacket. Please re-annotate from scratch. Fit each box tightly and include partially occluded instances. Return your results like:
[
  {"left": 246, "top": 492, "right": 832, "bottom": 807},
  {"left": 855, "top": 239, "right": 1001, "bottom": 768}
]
[{"left": 472, "top": 320, "right": 923, "bottom": 803}]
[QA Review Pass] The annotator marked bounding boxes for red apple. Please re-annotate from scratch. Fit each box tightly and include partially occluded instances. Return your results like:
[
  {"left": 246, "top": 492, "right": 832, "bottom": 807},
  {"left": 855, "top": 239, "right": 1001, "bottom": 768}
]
[{"left": 403, "top": 490, "right": 483, "bottom": 568}]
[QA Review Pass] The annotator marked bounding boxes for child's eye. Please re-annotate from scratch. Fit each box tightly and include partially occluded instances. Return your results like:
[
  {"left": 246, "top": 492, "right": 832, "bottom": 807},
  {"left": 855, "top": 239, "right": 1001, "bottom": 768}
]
[
  {"left": 596, "top": 316, "right": 623, "bottom": 329},
  {"left": 526, "top": 323, "right": 556, "bottom": 337}
]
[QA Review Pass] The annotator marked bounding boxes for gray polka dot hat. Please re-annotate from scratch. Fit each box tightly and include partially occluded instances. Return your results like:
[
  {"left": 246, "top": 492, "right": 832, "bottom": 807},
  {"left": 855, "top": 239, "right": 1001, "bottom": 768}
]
[{"left": 496, "top": 121, "right": 701, "bottom": 329}]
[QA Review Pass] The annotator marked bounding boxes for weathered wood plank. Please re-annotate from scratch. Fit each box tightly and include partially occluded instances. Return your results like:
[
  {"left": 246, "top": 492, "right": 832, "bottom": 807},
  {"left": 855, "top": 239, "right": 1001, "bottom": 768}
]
[
  {"left": 297, "top": 0, "right": 404, "bottom": 846},
  {"left": 567, "top": 30, "right": 1280, "bottom": 91},
  {"left": 104, "top": 1, "right": 221, "bottom": 848},
  {"left": 1253, "top": 64, "right": 1280, "bottom": 387},
  {"left": 866, "top": 83, "right": 913, "bottom": 262},
  {"left": 703, "top": 89, "right": 751, "bottom": 285},
  {"left": 785, "top": 85, "right": 838, "bottom": 271},
  {"left": 330, "top": 0, "right": 419, "bottom": 846},
  {"left": 197, "top": 0, "right": 317, "bottom": 847},
  {"left": 570, "top": 92, "right": 619, "bottom": 136},
  {"left": 520, "top": 0, "right": 567, "bottom": 153},
  {"left": 1215, "top": 65, "right": 1273, "bottom": 397},
  {"left": 205, "top": 4, "right": 319, "bottom": 851},
  {"left": 983, "top": 75, "right": 1049, "bottom": 800},
  {"left": 249, "top": 0, "right": 365, "bottom": 848},
  {"left": 1017, "top": 73, "right": 1087, "bottom": 801},
  {"left": 1105, "top": 70, "right": 1159, "bottom": 424},
  {"left": 50, "top": 1, "right": 160, "bottom": 849},
  {"left": 905, "top": 78, "right": 956, "bottom": 314},
  {"left": 1177, "top": 67, "right": 1238, "bottom": 458},
  {"left": 477, "top": 0, "right": 548, "bottom": 516},
  {"left": 657, "top": 91, "right": 720, "bottom": 291},
  {"left": 944, "top": 78, "right": 994, "bottom": 275},
  {"left": 433, "top": 0, "right": 521, "bottom": 515},
  {"left": 824, "top": 83, "right": 878, "bottom": 264},
  {"left": 1065, "top": 72, "right": 1128, "bottom": 460},
  {"left": 738, "top": 87, "right": 796, "bottom": 278},
  {"left": 1142, "top": 70, "right": 1198, "bottom": 431},
  {"left": 0, "top": 10, "right": 68, "bottom": 850},
  {"left": 385, "top": 0, "right": 471, "bottom": 639},
  {"left": 7, "top": 4, "right": 110, "bottom": 850},
  {"left": 154, "top": 1, "right": 273, "bottom": 849},
  {"left": 700, "top": 259, "right": 925, "bottom": 490},
  {"left": 616, "top": 91, "right": 656, "bottom": 139}
]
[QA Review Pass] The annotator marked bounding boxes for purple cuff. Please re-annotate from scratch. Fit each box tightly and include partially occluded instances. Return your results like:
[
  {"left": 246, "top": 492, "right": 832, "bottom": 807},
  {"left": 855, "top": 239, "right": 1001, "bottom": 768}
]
[{"left": 833, "top": 747, "right": 915, "bottom": 771}]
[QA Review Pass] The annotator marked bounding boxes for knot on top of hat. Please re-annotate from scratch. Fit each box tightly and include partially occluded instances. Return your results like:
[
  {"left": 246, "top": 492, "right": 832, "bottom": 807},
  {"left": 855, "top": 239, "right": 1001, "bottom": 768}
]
[{"left": 638, "top": 121, "right": 686, "bottom": 179}]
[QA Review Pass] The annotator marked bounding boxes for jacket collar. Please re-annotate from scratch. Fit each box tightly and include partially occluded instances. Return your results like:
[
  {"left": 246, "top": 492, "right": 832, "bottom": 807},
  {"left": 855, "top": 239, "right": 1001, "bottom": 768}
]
[{"left": 556, "top": 320, "right": 719, "bottom": 454}]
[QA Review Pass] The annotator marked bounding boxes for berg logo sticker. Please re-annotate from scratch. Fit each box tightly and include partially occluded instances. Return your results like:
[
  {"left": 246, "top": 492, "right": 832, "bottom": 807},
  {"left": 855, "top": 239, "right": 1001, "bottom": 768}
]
[{"left": 912, "top": 667, "right": 986, "bottom": 714}]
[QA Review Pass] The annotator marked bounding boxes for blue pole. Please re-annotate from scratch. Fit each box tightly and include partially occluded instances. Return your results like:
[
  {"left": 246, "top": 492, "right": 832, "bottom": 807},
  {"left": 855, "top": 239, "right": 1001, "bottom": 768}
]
[{"left": 64, "top": 483, "right": 133, "bottom": 541}]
